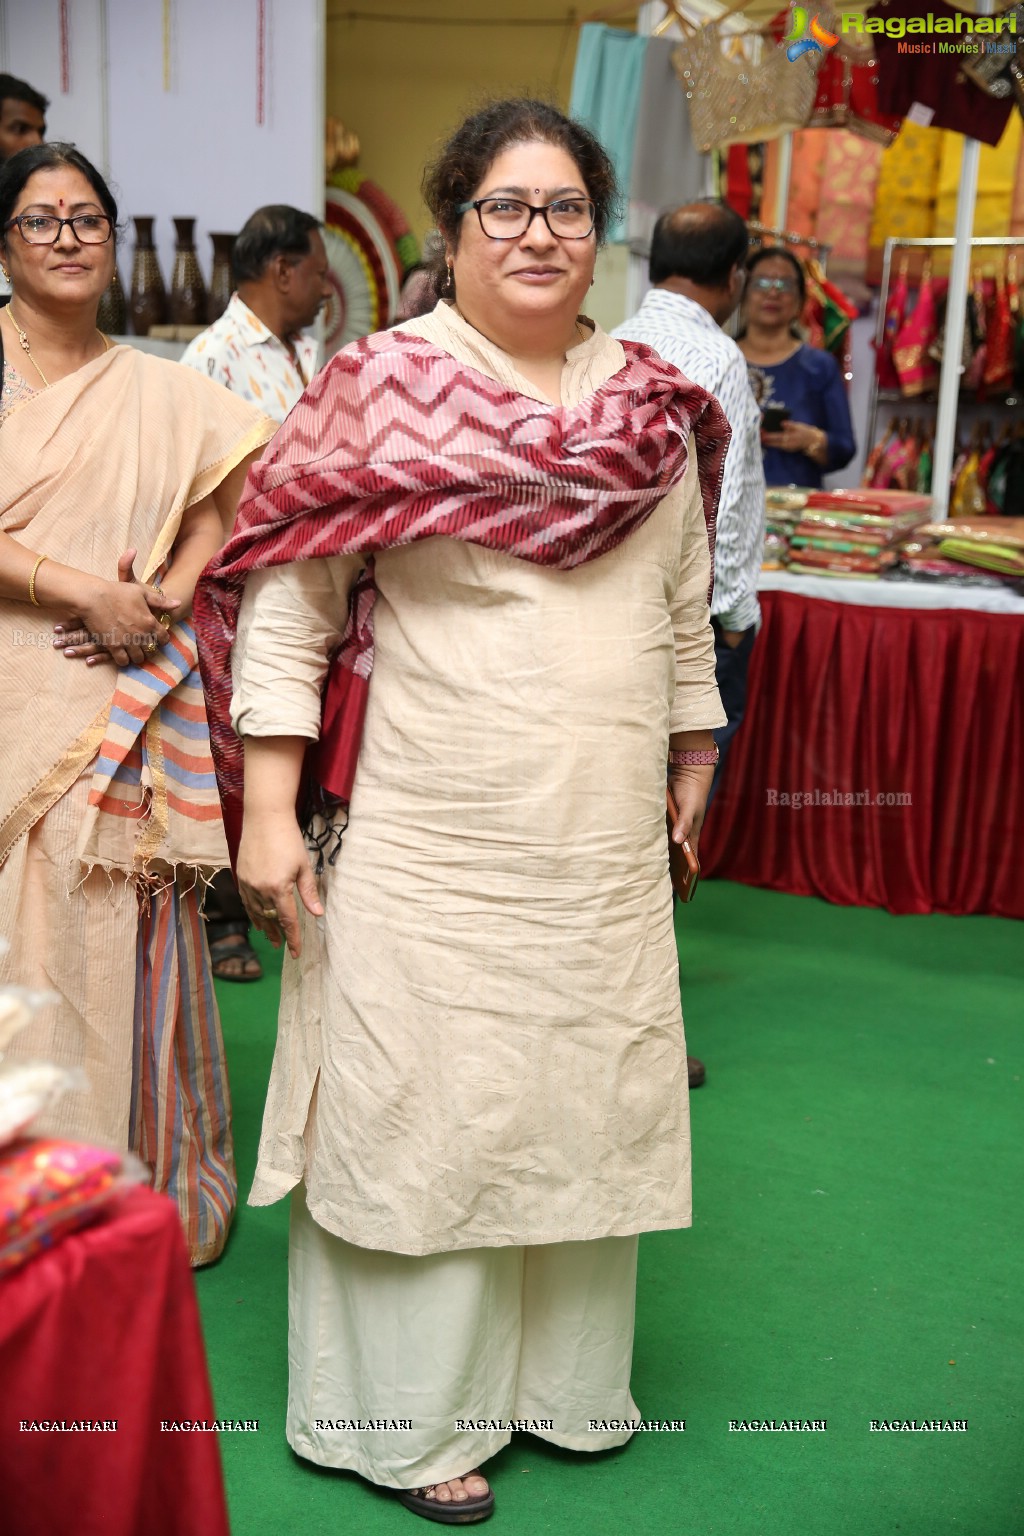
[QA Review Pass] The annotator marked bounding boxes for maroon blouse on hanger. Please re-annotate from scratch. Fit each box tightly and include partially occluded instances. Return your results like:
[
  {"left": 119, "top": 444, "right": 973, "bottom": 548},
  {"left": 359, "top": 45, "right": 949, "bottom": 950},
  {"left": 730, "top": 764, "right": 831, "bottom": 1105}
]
[{"left": 869, "top": 0, "right": 1015, "bottom": 146}]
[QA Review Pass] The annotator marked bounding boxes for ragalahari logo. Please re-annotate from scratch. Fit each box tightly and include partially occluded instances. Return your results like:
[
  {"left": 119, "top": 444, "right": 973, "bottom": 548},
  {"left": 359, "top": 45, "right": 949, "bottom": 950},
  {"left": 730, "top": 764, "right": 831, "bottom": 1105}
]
[{"left": 786, "top": 7, "right": 839, "bottom": 61}]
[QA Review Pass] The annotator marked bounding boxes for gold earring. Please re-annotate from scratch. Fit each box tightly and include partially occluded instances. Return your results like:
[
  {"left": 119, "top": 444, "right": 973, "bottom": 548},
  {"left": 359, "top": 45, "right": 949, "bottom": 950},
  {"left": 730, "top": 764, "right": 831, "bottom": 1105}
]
[
  {"left": 444, "top": 262, "right": 454, "bottom": 296},
  {"left": 0, "top": 267, "right": 9, "bottom": 283}
]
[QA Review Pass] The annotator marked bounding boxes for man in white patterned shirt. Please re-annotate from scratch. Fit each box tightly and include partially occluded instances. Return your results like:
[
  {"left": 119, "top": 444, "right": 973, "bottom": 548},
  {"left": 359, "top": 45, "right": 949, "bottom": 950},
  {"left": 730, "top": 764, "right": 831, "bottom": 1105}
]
[
  {"left": 182, "top": 206, "right": 330, "bottom": 981},
  {"left": 182, "top": 204, "right": 330, "bottom": 425},
  {"left": 613, "top": 202, "right": 765, "bottom": 799}
]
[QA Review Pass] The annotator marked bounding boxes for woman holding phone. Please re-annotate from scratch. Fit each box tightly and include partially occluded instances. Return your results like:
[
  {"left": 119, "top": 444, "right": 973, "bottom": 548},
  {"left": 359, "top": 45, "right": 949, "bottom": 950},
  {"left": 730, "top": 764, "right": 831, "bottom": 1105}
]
[{"left": 738, "top": 247, "right": 856, "bottom": 489}]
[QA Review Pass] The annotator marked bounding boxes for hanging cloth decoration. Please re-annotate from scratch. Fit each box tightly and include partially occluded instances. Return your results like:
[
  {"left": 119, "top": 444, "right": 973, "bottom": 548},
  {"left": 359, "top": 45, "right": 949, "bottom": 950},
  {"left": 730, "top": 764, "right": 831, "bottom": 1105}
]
[
  {"left": 806, "top": 20, "right": 902, "bottom": 145},
  {"left": 804, "top": 257, "right": 857, "bottom": 357},
  {"left": 59, "top": 0, "right": 71, "bottom": 93},
  {"left": 964, "top": 271, "right": 989, "bottom": 396},
  {"left": 983, "top": 267, "right": 1014, "bottom": 396},
  {"left": 963, "top": 3, "right": 1024, "bottom": 101},
  {"left": 672, "top": 17, "right": 822, "bottom": 153},
  {"left": 874, "top": 256, "right": 908, "bottom": 390},
  {"left": 256, "top": 0, "right": 267, "bottom": 126},
  {"left": 1010, "top": 254, "right": 1024, "bottom": 390},
  {"left": 892, "top": 263, "right": 940, "bottom": 398},
  {"left": 163, "top": 0, "right": 172, "bottom": 91}
]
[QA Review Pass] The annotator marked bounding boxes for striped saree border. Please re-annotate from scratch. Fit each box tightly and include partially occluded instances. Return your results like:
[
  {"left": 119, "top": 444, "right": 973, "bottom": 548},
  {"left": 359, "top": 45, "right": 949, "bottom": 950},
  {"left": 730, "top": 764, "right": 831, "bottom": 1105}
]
[{"left": 130, "top": 875, "right": 236, "bottom": 1267}]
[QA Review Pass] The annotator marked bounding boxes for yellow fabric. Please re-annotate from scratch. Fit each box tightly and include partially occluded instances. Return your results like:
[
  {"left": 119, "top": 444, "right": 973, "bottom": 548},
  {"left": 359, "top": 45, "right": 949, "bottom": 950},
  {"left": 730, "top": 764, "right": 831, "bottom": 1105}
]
[
  {"left": 869, "top": 122, "right": 943, "bottom": 250},
  {"left": 935, "top": 114, "right": 1022, "bottom": 241},
  {"left": 869, "top": 115, "right": 1021, "bottom": 277}
]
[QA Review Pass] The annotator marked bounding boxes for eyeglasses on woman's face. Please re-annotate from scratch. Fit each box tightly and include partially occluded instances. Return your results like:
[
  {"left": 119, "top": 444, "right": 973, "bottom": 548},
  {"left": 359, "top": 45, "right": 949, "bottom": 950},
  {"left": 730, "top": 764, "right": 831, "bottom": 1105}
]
[
  {"left": 457, "top": 197, "right": 596, "bottom": 241},
  {"left": 749, "top": 275, "right": 799, "bottom": 295},
  {"left": 4, "top": 212, "right": 114, "bottom": 245}
]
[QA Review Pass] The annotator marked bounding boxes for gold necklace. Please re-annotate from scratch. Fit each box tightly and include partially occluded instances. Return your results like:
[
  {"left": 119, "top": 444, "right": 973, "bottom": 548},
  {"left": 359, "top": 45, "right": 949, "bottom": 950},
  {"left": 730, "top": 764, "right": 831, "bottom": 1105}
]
[{"left": 4, "top": 303, "right": 111, "bottom": 390}]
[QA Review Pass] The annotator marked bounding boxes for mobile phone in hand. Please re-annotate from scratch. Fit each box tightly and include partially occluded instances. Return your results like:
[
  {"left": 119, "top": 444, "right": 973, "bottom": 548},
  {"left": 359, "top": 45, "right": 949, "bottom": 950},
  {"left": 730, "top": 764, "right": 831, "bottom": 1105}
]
[
  {"left": 761, "top": 405, "right": 791, "bottom": 433},
  {"left": 666, "top": 787, "right": 700, "bottom": 903}
]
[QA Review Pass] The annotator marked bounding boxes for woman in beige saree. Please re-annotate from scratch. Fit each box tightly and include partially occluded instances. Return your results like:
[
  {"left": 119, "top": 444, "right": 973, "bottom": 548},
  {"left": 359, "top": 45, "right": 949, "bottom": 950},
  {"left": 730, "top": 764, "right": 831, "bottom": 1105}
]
[{"left": 0, "top": 144, "right": 273, "bottom": 1263}]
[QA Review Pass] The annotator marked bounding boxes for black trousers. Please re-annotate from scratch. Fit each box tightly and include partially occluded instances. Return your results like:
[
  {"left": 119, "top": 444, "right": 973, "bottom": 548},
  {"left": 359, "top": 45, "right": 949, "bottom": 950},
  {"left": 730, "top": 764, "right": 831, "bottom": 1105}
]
[
  {"left": 706, "top": 620, "right": 757, "bottom": 812},
  {"left": 202, "top": 867, "right": 249, "bottom": 934}
]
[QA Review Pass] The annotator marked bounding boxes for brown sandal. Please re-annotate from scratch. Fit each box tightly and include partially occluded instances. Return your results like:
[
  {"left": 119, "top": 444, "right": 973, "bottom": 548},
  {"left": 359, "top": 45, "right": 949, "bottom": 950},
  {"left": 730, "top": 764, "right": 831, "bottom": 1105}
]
[{"left": 397, "top": 1472, "right": 494, "bottom": 1524}]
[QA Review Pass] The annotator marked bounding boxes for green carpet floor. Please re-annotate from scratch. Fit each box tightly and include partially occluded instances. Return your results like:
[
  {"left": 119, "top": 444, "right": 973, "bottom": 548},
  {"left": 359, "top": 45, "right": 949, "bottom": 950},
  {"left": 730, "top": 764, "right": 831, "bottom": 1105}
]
[{"left": 196, "top": 883, "right": 1023, "bottom": 1536}]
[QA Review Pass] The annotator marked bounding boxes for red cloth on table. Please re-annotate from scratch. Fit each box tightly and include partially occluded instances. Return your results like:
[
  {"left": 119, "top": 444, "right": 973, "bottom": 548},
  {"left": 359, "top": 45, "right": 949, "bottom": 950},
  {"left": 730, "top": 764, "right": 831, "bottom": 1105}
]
[
  {"left": 0, "top": 1186, "right": 230, "bottom": 1536},
  {"left": 700, "top": 590, "right": 1024, "bottom": 918}
]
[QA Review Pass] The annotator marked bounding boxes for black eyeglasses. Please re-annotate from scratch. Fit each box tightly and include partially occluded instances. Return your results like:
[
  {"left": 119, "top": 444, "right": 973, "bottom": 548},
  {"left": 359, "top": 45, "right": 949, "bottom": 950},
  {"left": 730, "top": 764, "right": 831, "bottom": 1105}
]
[
  {"left": 456, "top": 197, "right": 596, "bottom": 241},
  {"left": 4, "top": 213, "right": 114, "bottom": 245}
]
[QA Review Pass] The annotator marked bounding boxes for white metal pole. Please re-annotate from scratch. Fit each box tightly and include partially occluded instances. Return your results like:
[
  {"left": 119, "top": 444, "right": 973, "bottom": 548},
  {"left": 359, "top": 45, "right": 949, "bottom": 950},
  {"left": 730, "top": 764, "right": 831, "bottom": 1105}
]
[
  {"left": 930, "top": 0, "right": 993, "bottom": 515},
  {"left": 773, "top": 132, "right": 793, "bottom": 233}
]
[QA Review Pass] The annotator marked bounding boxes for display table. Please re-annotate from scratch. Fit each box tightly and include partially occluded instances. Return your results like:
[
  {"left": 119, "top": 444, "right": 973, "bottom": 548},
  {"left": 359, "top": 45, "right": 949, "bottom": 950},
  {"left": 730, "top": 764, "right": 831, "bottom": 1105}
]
[
  {"left": 0, "top": 1186, "right": 231, "bottom": 1536},
  {"left": 701, "top": 574, "right": 1024, "bottom": 918}
]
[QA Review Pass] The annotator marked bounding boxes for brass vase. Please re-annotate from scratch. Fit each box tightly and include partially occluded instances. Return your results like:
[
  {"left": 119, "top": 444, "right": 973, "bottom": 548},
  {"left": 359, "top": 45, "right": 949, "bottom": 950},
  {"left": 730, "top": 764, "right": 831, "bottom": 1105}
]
[
  {"left": 97, "top": 264, "right": 127, "bottom": 335},
  {"left": 207, "top": 232, "right": 236, "bottom": 323},
  {"left": 169, "top": 217, "right": 208, "bottom": 325},
  {"left": 128, "top": 216, "right": 168, "bottom": 336}
]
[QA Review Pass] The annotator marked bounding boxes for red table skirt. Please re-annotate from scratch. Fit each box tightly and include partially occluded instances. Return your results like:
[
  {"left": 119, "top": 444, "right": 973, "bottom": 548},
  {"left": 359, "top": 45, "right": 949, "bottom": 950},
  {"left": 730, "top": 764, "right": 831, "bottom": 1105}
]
[
  {"left": 701, "top": 590, "right": 1024, "bottom": 918},
  {"left": 1, "top": 1186, "right": 230, "bottom": 1536}
]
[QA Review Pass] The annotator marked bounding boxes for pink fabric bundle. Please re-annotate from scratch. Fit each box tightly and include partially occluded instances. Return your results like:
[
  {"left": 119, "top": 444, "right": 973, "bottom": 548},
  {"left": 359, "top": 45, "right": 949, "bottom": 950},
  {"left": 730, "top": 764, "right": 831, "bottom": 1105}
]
[{"left": 0, "top": 1139, "right": 124, "bottom": 1275}]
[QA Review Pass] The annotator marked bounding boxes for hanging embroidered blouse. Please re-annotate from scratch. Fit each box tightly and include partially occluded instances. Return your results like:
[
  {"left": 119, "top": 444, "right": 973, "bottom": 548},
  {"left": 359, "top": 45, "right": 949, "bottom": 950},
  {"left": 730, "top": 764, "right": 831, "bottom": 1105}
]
[
  {"left": 807, "top": 25, "right": 902, "bottom": 144},
  {"left": 984, "top": 269, "right": 1015, "bottom": 394},
  {"left": 892, "top": 265, "right": 940, "bottom": 397},
  {"left": 672, "top": 20, "right": 821, "bottom": 153},
  {"left": 875, "top": 257, "right": 909, "bottom": 389}
]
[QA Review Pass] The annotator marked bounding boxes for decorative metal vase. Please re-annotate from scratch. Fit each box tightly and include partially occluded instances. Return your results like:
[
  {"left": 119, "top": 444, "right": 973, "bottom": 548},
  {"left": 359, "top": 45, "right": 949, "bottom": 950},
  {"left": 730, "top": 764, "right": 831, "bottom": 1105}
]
[
  {"left": 97, "top": 264, "right": 127, "bottom": 336},
  {"left": 128, "top": 216, "right": 168, "bottom": 336},
  {"left": 169, "top": 217, "right": 207, "bottom": 325},
  {"left": 207, "top": 232, "right": 236, "bottom": 323}
]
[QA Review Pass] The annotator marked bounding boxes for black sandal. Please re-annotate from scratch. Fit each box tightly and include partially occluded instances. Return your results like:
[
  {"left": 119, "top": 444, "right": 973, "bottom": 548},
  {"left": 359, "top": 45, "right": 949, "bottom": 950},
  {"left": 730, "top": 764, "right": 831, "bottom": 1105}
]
[
  {"left": 397, "top": 1473, "right": 494, "bottom": 1525},
  {"left": 207, "top": 921, "right": 263, "bottom": 983}
]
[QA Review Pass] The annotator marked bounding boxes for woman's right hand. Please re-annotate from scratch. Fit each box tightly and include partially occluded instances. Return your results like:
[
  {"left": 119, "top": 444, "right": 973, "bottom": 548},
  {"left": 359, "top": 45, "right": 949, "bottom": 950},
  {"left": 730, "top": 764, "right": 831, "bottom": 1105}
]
[
  {"left": 236, "top": 812, "right": 324, "bottom": 960},
  {"left": 54, "top": 548, "right": 180, "bottom": 667}
]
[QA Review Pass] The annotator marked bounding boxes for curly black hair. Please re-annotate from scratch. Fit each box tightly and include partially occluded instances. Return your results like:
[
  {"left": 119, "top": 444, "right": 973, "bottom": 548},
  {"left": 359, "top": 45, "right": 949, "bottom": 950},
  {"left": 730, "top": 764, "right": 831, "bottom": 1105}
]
[{"left": 421, "top": 98, "right": 618, "bottom": 304}]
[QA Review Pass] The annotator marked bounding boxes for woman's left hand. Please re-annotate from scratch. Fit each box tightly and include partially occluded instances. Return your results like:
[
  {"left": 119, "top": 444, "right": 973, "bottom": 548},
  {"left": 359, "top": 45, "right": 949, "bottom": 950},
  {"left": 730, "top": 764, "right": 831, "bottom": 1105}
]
[
  {"left": 761, "top": 418, "right": 823, "bottom": 456},
  {"left": 54, "top": 549, "right": 174, "bottom": 666},
  {"left": 668, "top": 767, "right": 714, "bottom": 856}
]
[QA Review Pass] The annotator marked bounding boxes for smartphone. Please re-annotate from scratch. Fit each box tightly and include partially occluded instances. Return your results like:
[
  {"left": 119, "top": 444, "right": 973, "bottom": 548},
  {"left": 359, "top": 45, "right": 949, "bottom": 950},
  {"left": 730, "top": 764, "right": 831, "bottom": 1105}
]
[
  {"left": 666, "top": 787, "right": 700, "bottom": 903},
  {"left": 762, "top": 405, "right": 791, "bottom": 433}
]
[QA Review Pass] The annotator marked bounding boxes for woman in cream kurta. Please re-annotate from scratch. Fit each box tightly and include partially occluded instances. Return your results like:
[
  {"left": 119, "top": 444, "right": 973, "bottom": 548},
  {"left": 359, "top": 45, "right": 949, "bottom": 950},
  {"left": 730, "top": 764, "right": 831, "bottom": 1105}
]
[
  {"left": 224, "top": 111, "right": 727, "bottom": 1516},
  {"left": 235, "top": 302, "right": 724, "bottom": 1255}
]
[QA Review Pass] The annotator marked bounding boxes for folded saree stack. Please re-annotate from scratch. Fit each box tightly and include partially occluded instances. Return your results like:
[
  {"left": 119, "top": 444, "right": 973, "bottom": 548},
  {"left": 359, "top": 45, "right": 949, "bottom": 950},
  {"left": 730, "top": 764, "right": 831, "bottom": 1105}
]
[
  {"left": 785, "top": 489, "right": 931, "bottom": 579},
  {"left": 900, "top": 517, "right": 1024, "bottom": 587},
  {"left": 763, "top": 488, "right": 809, "bottom": 569}
]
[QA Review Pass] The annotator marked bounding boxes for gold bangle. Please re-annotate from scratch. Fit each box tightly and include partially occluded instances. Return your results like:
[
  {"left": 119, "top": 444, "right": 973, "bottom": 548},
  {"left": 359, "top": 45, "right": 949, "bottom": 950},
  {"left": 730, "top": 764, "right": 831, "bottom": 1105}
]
[{"left": 28, "top": 554, "right": 48, "bottom": 607}]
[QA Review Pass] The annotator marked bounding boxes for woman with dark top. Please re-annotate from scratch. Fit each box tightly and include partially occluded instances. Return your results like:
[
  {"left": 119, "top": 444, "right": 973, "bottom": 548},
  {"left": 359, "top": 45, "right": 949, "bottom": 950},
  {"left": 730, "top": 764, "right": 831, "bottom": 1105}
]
[{"left": 738, "top": 246, "right": 856, "bottom": 489}]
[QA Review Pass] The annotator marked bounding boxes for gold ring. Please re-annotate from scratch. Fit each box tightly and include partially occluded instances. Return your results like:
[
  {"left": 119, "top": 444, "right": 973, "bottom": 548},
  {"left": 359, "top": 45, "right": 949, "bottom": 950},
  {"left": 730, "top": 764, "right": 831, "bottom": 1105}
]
[
  {"left": 143, "top": 637, "right": 157, "bottom": 653},
  {"left": 261, "top": 907, "right": 279, "bottom": 919}
]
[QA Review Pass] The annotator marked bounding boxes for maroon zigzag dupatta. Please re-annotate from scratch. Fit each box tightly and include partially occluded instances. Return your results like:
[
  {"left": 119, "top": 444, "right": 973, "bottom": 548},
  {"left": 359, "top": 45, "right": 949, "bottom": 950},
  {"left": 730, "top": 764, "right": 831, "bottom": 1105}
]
[{"left": 194, "top": 329, "right": 730, "bottom": 864}]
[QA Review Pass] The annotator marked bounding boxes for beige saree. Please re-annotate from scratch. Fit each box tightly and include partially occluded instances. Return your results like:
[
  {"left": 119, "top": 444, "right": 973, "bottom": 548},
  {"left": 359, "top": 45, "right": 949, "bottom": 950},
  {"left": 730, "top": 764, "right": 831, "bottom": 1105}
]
[{"left": 0, "top": 344, "right": 274, "bottom": 1264}]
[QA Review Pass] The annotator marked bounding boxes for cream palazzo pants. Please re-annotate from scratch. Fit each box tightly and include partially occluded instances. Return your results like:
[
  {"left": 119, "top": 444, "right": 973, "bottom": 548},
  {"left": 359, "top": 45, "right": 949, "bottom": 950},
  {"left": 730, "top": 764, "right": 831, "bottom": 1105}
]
[{"left": 287, "top": 1189, "right": 642, "bottom": 1489}]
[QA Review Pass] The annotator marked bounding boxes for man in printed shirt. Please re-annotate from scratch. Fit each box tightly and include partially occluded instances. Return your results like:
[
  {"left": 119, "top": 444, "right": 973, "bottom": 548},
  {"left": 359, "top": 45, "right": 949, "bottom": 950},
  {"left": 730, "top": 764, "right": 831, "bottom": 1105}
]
[
  {"left": 182, "top": 205, "right": 330, "bottom": 980},
  {"left": 615, "top": 203, "right": 765, "bottom": 1091},
  {"left": 182, "top": 204, "right": 331, "bottom": 424},
  {"left": 614, "top": 201, "right": 764, "bottom": 798}
]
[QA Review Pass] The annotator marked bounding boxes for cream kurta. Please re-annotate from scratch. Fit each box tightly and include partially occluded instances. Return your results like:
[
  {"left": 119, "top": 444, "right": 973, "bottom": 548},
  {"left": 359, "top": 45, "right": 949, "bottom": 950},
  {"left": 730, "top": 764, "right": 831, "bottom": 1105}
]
[{"left": 235, "top": 306, "right": 726, "bottom": 1256}]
